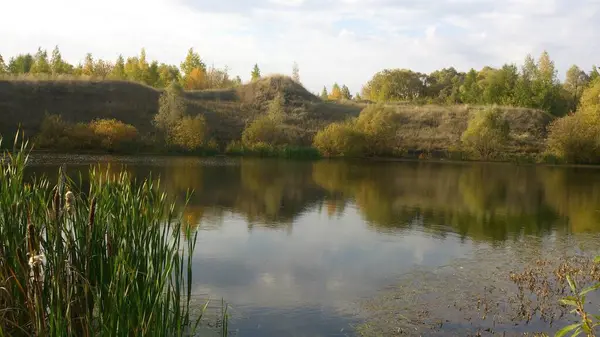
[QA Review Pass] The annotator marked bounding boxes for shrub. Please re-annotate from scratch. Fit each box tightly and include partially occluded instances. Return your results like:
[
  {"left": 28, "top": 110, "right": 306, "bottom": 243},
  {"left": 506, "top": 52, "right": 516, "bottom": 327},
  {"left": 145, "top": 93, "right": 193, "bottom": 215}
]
[
  {"left": 89, "top": 119, "right": 139, "bottom": 151},
  {"left": 313, "top": 121, "right": 365, "bottom": 157},
  {"left": 354, "top": 104, "right": 398, "bottom": 156},
  {"left": 545, "top": 112, "right": 600, "bottom": 164},
  {"left": 35, "top": 114, "right": 97, "bottom": 151},
  {"left": 154, "top": 81, "right": 186, "bottom": 134},
  {"left": 461, "top": 106, "right": 509, "bottom": 160},
  {"left": 242, "top": 115, "right": 284, "bottom": 146},
  {"left": 171, "top": 115, "right": 207, "bottom": 151}
]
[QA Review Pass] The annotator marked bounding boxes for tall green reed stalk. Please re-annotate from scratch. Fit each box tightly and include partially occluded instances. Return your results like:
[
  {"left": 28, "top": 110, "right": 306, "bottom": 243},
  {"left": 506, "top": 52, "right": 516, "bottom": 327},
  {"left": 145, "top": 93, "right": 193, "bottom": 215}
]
[{"left": 0, "top": 133, "right": 219, "bottom": 336}]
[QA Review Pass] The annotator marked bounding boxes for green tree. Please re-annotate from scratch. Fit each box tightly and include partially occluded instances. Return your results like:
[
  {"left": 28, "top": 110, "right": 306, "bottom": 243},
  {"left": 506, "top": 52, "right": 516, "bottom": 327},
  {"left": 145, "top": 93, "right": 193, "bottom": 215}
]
[
  {"left": 8, "top": 54, "right": 33, "bottom": 74},
  {"left": 363, "top": 69, "right": 426, "bottom": 101},
  {"left": 251, "top": 63, "right": 261, "bottom": 81},
  {"left": 154, "top": 81, "right": 187, "bottom": 136},
  {"left": 180, "top": 48, "right": 205, "bottom": 77},
  {"left": 110, "top": 54, "right": 126, "bottom": 79},
  {"left": 157, "top": 63, "right": 180, "bottom": 88},
  {"left": 50, "top": 46, "right": 69, "bottom": 74},
  {"left": 82, "top": 53, "right": 95, "bottom": 76},
  {"left": 460, "top": 69, "right": 481, "bottom": 104},
  {"left": 590, "top": 66, "right": 599, "bottom": 83},
  {"left": 233, "top": 76, "right": 242, "bottom": 86},
  {"left": 320, "top": 86, "right": 328, "bottom": 100},
  {"left": 147, "top": 61, "right": 160, "bottom": 86},
  {"left": 138, "top": 48, "right": 151, "bottom": 84},
  {"left": 341, "top": 85, "right": 352, "bottom": 100},
  {"left": 292, "top": 61, "right": 300, "bottom": 83},
  {"left": 461, "top": 107, "right": 510, "bottom": 160},
  {"left": 0, "top": 54, "right": 7, "bottom": 74},
  {"left": 354, "top": 93, "right": 362, "bottom": 101},
  {"left": 124, "top": 56, "right": 141, "bottom": 81},
  {"left": 30, "top": 47, "right": 51, "bottom": 74},
  {"left": 564, "top": 65, "right": 590, "bottom": 112}
]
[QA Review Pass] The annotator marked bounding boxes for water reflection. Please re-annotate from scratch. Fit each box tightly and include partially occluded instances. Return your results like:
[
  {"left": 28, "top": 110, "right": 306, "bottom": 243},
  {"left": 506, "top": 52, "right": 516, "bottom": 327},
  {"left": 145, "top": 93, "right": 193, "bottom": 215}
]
[
  {"left": 26, "top": 155, "right": 600, "bottom": 336},
  {"left": 27, "top": 155, "right": 600, "bottom": 240}
]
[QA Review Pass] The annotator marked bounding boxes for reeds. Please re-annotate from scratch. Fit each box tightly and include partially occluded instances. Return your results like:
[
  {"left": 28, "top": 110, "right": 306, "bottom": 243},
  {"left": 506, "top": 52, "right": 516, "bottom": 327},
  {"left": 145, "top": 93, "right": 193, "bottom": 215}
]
[{"left": 0, "top": 133, "right": 219, "bottom": 336}]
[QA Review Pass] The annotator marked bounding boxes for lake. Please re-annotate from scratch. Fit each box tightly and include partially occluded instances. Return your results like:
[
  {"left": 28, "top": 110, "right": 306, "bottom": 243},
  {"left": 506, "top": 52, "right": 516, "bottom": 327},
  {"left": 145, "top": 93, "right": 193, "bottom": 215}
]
[{"left": 25, "top": 154, "right": 600, "bottom": 336}]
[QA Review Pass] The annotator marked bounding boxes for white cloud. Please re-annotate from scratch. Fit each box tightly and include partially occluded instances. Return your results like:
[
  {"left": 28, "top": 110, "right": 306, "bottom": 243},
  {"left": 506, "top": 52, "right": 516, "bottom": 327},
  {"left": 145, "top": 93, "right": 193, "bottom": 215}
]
[{"left": 0, "top": 0, "right": 598, "bottom": 94}]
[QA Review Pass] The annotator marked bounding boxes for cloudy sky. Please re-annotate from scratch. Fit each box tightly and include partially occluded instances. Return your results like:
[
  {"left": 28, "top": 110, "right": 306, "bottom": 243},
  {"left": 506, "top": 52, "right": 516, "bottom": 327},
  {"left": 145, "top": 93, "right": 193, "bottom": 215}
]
[{"left": 0, "top": 0, "right": 598, "bottom": 93}]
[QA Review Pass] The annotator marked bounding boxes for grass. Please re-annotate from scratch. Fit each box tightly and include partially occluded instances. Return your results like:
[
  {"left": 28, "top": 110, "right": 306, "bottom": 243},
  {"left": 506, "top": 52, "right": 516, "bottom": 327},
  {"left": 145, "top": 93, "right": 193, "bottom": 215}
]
[{"left": 0, "top": 133, "right": 226, "bottom": 336}]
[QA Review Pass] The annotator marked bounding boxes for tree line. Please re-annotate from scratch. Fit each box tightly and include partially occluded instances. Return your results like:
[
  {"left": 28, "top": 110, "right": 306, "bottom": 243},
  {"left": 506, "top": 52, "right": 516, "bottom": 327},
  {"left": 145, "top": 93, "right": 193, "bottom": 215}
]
[
  {"left": 360, "top": 51, "right": 599, "bottom": 116},
  {"left": 0, "top": 46, "right": 273, "bottom": 90}
]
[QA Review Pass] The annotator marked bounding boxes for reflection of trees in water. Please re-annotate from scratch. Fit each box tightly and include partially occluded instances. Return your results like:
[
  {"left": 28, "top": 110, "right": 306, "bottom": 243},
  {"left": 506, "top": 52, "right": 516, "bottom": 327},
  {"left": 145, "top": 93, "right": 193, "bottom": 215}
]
[
  {"left": 310, "top": 161, "right": 584, "bottom": 241},
  {"left": 30, "top": 157, "right": 600, "bottom": 241},
  {"left": 540, "top": 167, "right": 600, "bottom": 233}
]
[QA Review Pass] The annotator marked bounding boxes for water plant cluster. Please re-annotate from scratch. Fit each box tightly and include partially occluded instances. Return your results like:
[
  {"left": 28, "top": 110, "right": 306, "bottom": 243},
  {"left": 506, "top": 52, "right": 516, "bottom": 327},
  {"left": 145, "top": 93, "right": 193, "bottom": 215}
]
[{"left": 0, "top": 135, "right": 223, "bottom": 336}]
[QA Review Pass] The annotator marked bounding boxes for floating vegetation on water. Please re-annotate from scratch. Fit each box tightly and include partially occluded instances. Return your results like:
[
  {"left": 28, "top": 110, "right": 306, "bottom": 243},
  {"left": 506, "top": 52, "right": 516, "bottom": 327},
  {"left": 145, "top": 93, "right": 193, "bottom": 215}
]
[
  {"left": 357, "top": 237, "right": 600, "bottom": 336},
  {"left": 0, "top": 134, "right": 227, "bottom": 336}
]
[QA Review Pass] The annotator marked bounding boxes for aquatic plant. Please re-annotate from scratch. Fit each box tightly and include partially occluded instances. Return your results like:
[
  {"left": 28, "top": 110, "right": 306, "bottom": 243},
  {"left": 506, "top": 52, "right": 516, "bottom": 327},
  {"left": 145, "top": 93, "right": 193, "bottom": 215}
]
[{"left": 0, "top": 133, "right": 221, "bottom": 336}]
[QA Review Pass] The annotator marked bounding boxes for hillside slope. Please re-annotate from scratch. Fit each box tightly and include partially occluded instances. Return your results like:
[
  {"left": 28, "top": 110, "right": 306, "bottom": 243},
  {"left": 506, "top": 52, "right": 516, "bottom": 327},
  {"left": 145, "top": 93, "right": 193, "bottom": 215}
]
[
  {"left": 0, "top": 76, "right": 552, "bottom": 153},
  {"left": 0, "top": 76, "right": 362, "bottom": 145}
]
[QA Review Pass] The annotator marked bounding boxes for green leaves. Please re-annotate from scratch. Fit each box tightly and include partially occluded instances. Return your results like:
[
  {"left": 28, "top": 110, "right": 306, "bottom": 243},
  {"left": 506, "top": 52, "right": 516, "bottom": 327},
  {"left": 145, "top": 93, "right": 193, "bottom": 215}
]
[{"left": 555, "top": 323, "right": 581, "bottom": 337}]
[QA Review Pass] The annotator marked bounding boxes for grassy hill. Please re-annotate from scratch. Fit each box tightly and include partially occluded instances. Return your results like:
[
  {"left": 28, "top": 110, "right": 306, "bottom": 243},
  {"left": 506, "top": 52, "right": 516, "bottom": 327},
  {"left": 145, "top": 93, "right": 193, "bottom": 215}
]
[
  {"left": 0, "top": 75, "right": 553, "bottom": 155},
  {"left": 0, "top": 76, "right": 362, "bottom": 146}
]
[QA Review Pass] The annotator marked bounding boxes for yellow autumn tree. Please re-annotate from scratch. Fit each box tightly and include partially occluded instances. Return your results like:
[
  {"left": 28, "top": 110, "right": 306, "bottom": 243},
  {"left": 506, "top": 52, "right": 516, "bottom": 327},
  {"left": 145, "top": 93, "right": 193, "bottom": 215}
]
[
  {"left": 329, "top": 83, "right": 342, "bottom": 100},
  {"left": 184, "top": 68, "right": 206, "bottom": 90},
  {"left": 171, "top": 115, "right": 208, "bottom": 150},
  {"left": 89, "top": 119, "right": 139, "bottom": 151}
]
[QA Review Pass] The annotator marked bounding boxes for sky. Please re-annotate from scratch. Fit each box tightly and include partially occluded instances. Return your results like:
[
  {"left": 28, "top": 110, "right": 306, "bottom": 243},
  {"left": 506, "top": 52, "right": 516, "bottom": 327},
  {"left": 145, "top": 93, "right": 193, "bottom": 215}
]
[{"left": 0, "top": 0, "right": 598, "bottom": 94}]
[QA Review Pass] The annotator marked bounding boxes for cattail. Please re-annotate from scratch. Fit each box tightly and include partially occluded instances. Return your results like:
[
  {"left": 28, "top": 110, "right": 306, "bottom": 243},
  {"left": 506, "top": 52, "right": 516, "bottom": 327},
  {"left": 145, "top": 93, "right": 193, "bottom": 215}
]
[
  {"left": 53, "top": 188, "right": 61, "bottom": 220},
  {"left": 27, "top": 211, "right": 37, "bottom": 255},
  {"left": 65, "top": 190, "right": 75, "bottom": 214}
]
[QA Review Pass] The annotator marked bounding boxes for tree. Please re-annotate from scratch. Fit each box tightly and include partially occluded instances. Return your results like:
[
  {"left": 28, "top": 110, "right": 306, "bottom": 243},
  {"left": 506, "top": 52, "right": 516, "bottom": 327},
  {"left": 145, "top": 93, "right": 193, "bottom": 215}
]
[
  {"left": 155, "top": 81, "right": 187, "bottom": 136},
  {"left": 313, "top": 122, "right": 364, "bottom": 157},
  {"left": 461, "top": 107, "right": 509, "bottom": 160},
  {"left": 110, "top": 55, "right": 126, "bottom": 79},
  {"left": 124, "top": 56, "right": 141, "bottom": 81},
  {"left": 590, "top": 66, "right": 599, "bottom": 83},
  {"left": 8, "top": 54, "right": 33, "bottom": 74},
  {"left": 180, "top": 48, "right": 205, "bottom": 77},
  {"left": 50, "top": 46, "right": 68, "bottom": 75},
  {"left": 320, "top": 86, "right": 328, "bottom": 100},
  {"left": 183, "top": 68, "right": 206, "bottom": 90},
  {"left": 292, "top": 61, "right": 300, "bottom": 83},
  {"left": 0, "top": 54, "right": 7, "bottom": 74},
  {"left": 460, "top": 69, "right": 481, "bottom": 104},
  {"left": 157, "top": 63, "right": 180, "bottom": 88},
  {"left": 251, "top": 64, "right": 261, "bottom": 81},
  {"left": 341, "top": 85, "right": 352, "bottom": 100},
  {"left": 30, "top": 47, "right": 51, "bottom": 74},
  {"left": 233, "top": 76, "right": 242, "bottom": 86},
  {"left": 329, "top": 83, "right": 342, "bottom": 100},
  {"left": 138, "top": 48, "right": 151, "bottom": 84},
  {"left": 354, "top": 93, "right": 362, "bottom": 101},
  {"left": 564, "top": 65, "right": 590, "bottom": 112},
  {"left": 363, "top": 69, "right": 426, "bottom": 101},
  {"left": 146, "top": 61, "right": 160, "bottom": 87},
  {"left": 82, "top": 53, "right": 95, "bottom": 76},
  {"left": 171, "top": 115, "right": 208, "bottom": 150},
  {"left": 94, "top": 59, "right": 112, "bottom": 79}
]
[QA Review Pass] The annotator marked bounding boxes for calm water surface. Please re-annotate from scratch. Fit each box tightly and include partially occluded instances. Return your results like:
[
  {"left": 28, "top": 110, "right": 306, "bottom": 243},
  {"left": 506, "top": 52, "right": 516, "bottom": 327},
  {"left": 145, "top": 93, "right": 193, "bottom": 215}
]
[{"left": 26, "top": 154, "right": 600, "bottom": 336}]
